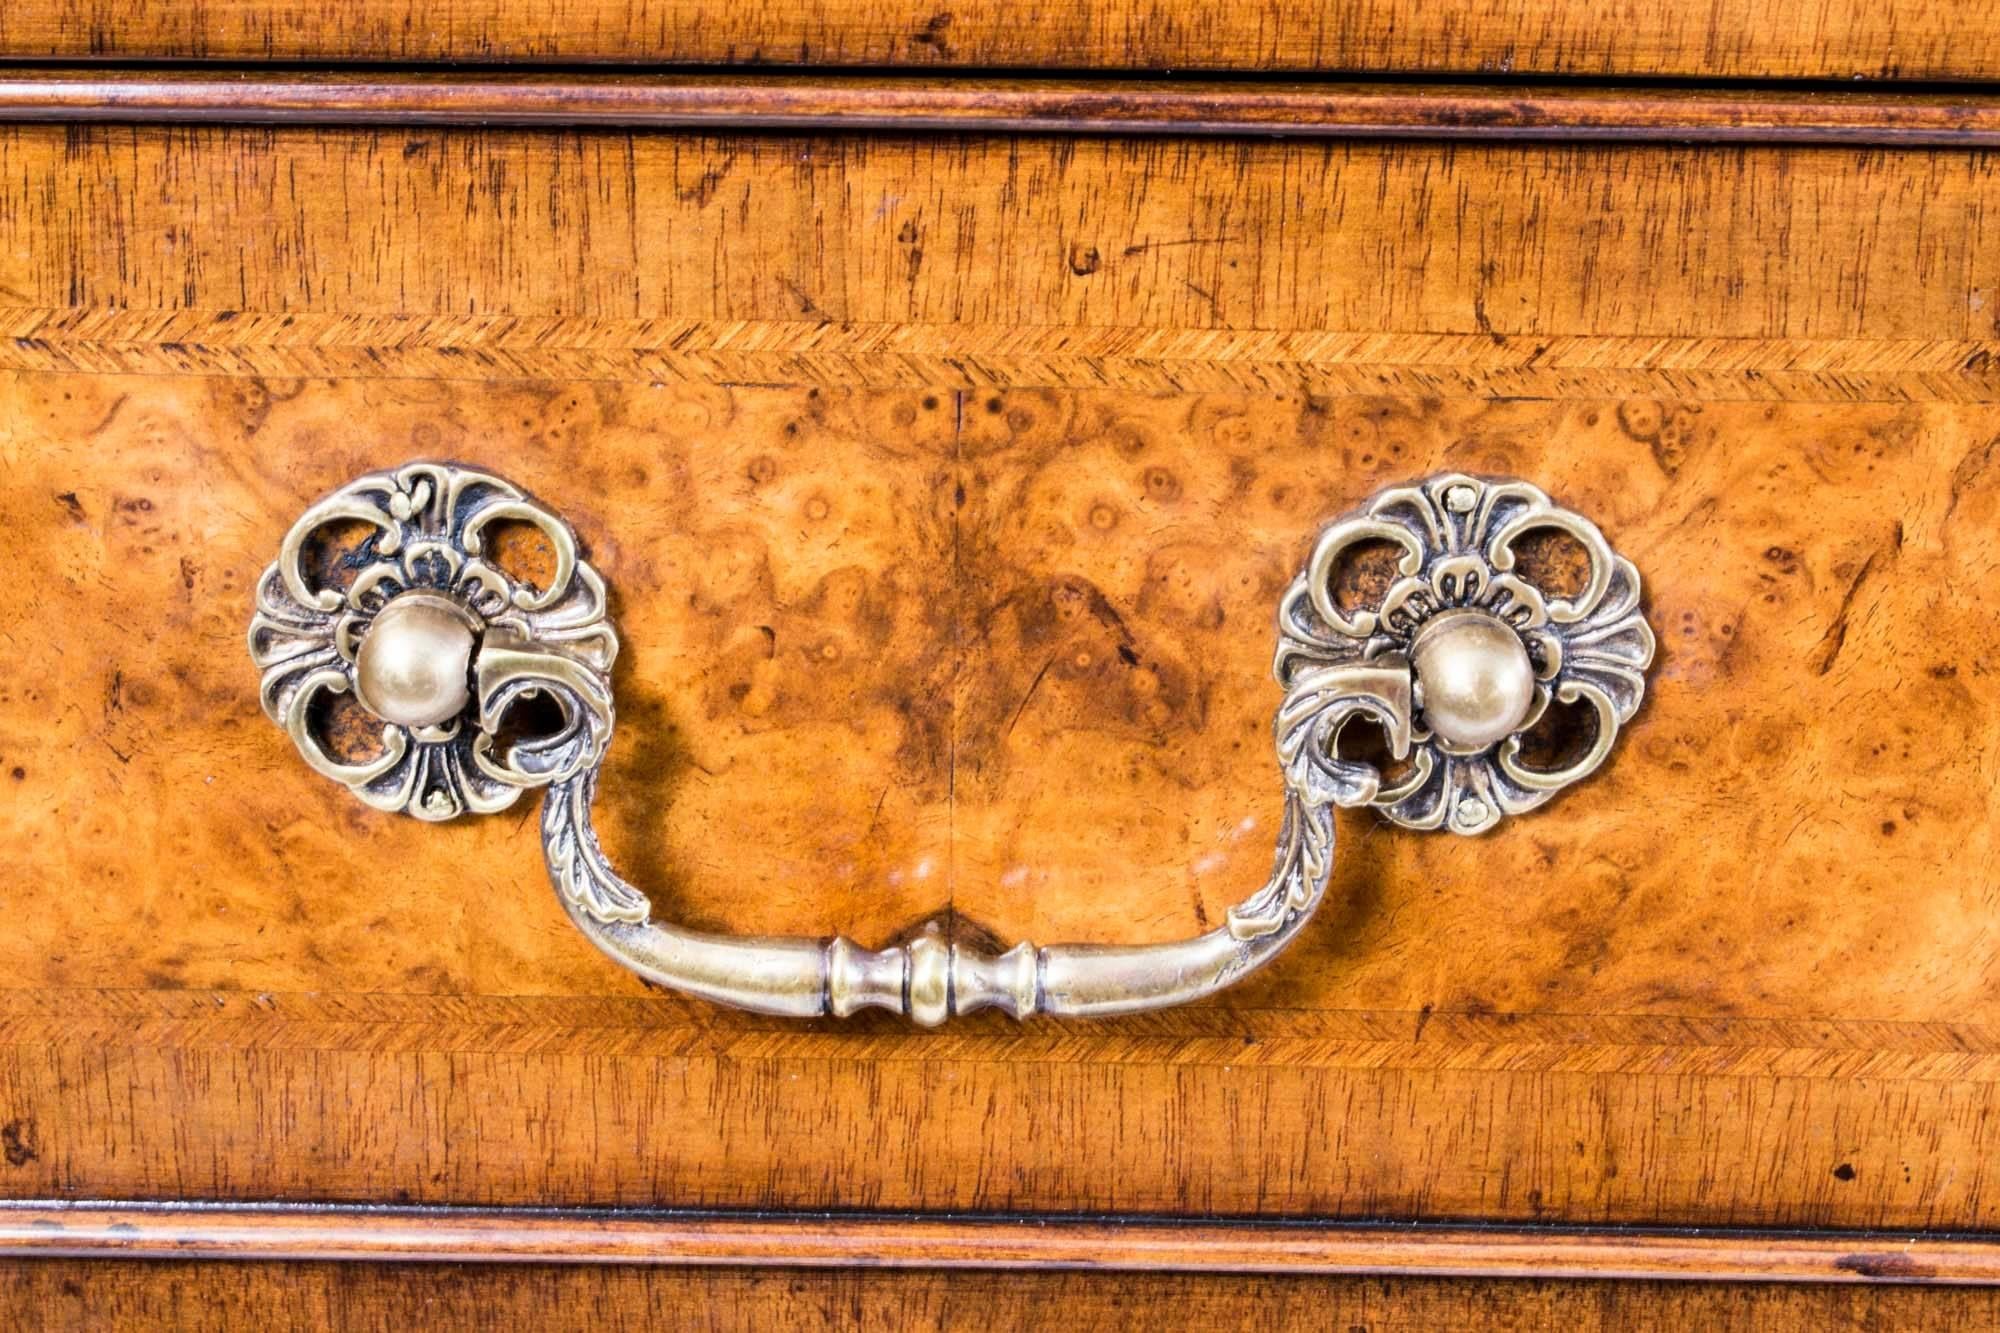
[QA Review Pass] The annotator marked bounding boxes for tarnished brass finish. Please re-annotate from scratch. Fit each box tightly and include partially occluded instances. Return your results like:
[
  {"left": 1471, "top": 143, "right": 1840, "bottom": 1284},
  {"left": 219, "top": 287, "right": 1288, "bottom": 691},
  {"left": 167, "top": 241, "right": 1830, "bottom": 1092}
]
[
  {"left": 249, "top": 462, "right": 618, "bottom": 824},
  {"left": 1283, "top": 473, "right": 1658, "bottom": 835},
  {"left": 250, "top": 463, "right": 1653, "bottom": 1021},
  {"left": 1409, "top": 610, "right": 1538, "bottom": 750}
]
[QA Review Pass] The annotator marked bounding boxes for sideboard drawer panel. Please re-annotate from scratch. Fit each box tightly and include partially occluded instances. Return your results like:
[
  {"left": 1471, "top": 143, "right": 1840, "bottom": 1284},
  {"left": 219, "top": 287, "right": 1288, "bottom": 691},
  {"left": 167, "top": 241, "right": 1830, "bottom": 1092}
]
[{"left": 4, "top": 125, "right": 1998, "bottom": 1230}]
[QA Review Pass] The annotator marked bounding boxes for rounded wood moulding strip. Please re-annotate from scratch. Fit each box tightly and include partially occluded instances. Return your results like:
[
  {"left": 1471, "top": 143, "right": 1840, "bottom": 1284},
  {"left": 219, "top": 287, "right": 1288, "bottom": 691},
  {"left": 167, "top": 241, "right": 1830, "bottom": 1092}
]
[
  {"left": 7, "top": 1203, "right": 2000, "bottom": 1283},
  {"left": 4, "top": 71, "right": 2000, "bottom": 144},
  {"left": 0, "top": 0, "right": 1996, "bottom": 83}
]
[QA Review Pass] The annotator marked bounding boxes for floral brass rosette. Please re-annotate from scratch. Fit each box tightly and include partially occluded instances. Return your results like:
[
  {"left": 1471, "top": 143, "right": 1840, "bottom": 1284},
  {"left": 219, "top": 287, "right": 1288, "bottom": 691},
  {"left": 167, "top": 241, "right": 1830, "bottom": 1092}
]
[
  {"left": 1269, "top": 472, "right": 1656, "bottom": 837},
  {"left": 248, "top": 462, "right": 619, "bottom": 825}
]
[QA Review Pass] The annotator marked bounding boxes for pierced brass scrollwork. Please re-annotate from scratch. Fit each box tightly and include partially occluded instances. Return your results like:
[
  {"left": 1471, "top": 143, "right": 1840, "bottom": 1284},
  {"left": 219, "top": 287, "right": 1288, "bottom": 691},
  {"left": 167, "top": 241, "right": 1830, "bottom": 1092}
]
[
  {"left": 1277, "top": 474, "right": 1656, "bottom": 836},
  {"left": 251, "top": 463, "right": 1654, "bottom": 1023}
]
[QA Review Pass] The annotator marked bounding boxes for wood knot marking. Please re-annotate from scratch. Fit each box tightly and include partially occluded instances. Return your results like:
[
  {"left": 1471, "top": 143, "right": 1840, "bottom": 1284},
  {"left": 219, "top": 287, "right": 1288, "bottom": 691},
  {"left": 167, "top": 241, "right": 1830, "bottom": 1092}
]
[
  {"left": 0, "top": 1119, "right": 38, "bottom": 1167},
  {"left": 909, "top": 11, "right": 955, "bottom": 57},
  {"left": 1616, "top": 398, "right": 1703, "bottom": 476},
  {"left": 1813, "top": 537, "right": 1896, "bottom": 676},
  {"left": 1834, "top": 1252, "right": 1932, "bottom": 1280}
]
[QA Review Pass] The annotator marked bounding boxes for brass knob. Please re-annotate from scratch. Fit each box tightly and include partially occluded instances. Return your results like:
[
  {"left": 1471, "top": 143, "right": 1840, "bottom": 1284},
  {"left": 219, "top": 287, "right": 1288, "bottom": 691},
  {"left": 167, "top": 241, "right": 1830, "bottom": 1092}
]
[
  {"left": 1409, "top": 609, "right": 1540, "bottom": 751},
  {"left": 352, "top": 592, "right": 479, "bottom": 729}
]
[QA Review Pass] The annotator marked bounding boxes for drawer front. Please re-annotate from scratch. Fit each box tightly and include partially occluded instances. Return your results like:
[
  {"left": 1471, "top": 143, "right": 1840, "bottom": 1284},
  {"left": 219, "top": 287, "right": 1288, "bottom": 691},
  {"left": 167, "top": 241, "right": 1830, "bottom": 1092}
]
[{"left": 3, "top": 125, "right": 1999, "bottom": 1244}]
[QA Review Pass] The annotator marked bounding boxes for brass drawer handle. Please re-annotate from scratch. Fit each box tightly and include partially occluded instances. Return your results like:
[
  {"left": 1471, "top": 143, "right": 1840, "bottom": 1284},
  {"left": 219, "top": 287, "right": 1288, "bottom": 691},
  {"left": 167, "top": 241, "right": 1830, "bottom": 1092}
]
[{"left": 249, "top": 463, "right": 1654, "bottom": 1023}]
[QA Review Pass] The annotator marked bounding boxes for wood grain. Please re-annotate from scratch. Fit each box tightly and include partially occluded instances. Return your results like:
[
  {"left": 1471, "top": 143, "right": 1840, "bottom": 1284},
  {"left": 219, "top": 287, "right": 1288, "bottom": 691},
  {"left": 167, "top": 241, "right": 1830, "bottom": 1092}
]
[
  {"left": 8, "top": 374, "right": 2000, "bottom": 1226},
  {"left": 7, "top": 72, "right": 2000, "bottom": 148},
  {"left": 6, "top": 123, "right": 2000, "bottom": 1249},
  {"left": 10, "top": 376, "right": 2000, "bottom": 1018},
  {"left": 16, "top": 1261, "right": 2000, "bottom": 1332},
  {"left": 3, "top": 128, "right": 1993, "bottom": 341},
  {"left": 11, "top": 311, "right": 2000, "bottom": 405},
  {"left": 2, "top": 127, "right": 1997, "bottom": 404},
  {"left": 0, "top": 0, "right": 1996, "bottom": 81},
  {"left": 15, "top": 1203, "right": 2000, "bottom": 1284}
]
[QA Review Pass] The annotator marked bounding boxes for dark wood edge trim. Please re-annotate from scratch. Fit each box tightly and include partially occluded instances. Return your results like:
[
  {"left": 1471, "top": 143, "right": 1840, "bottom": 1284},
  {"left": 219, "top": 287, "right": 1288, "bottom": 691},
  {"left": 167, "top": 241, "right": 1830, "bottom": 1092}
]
[
  {"left": 3, "top": 70, "right": 2000, "bottom": 143},
  {"left": 4, "top": 1203, "right": 1998, "bottom": 1284}
]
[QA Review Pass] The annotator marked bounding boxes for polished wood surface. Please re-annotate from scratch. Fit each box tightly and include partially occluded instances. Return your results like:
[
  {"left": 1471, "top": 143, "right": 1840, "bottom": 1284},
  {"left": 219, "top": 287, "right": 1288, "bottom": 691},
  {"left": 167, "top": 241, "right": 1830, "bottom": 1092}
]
[
  {"left": 3, "top": 130, "right": 1996, "bottom": 401},
  {"left": 18, "top": 373, "right": 1993, "bottom": 991},
  {"left": 5, "top": 72, "right": 2000, "bottom": 147},
  {"left": 17, "top": 1261, "right": 2000, "bottom": 1332},
  {"left": 15, "top": 1203, "right": 2000, "bottom": 1283},
  {"left": 0, "top": 0, "right": 1994, "bottom": 81},
  {"left": 3, "top": 123, "right": 2000, "bottom": 1287}
]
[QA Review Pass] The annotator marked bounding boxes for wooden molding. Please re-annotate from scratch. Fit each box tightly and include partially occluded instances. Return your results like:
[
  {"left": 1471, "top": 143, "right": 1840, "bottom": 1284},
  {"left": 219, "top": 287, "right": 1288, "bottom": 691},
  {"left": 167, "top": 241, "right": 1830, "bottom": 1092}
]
[
  {"left": 12, "top": 1262, "right": 1992, "bottom": 1327},
  {"left": 6, "top": 1203, "right": 1999, "bottom": 1284},
  {"left": 3, "top": 71, "right": 2000, "bottom": 144},
  {"left": 1, "top": 0, "right": 1997, "bottom": 83}
]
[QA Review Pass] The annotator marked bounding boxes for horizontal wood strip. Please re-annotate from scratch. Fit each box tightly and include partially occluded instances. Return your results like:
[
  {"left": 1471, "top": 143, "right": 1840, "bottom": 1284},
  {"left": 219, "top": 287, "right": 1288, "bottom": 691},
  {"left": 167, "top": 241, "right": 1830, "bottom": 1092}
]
[
  {"left": 7, "top": 73, "right": 2000, "bottom": 146},
  {"left": 8, "top": 129, "right": 1997, "bottom": 346},
  {"left": 16, "top": 1263, "right": 2000, "bottom": 1332},
  {"left": 10, "top": 988, "right": 2000, "bottom": 1080},
  {"left": 8, "top": 1202, "right": 1997, "bottom": 1283},
  {"left": 6, "top": 1043, "right": 1996, "bottom": 1223},
  {"left": 0, "top": 0, "right": 1996, "bottom": 82},
  {"left": 10, "top": 309, "right": 2000, "bottom": 370},
  {"left": 17, "top": 1026, "right": 2000, "bottom": 1082},
  {"left": 8, "top": 352, "right": 1985, "bottom": 402},
  {"left": 4, "top": 310, "right": 1998, "bottom": 402}
]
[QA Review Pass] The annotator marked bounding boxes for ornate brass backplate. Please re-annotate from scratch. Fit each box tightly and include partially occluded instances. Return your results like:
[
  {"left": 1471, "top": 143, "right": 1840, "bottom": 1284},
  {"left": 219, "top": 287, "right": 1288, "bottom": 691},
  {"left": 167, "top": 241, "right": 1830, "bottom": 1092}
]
[{"left": 1278, "top": 474, "right": 1656, "bottom": 836}]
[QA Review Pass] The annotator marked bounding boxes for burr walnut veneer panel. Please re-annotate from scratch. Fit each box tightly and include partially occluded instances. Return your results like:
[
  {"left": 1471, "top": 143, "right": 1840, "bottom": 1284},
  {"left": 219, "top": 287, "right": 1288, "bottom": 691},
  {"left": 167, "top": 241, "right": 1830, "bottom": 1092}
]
[
  {"left": 3, "top": 126, "right": 2000, "bottom": 1242},
  {"left": 13, "top": 373, "right": 1996, "bottom": 1013}
]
